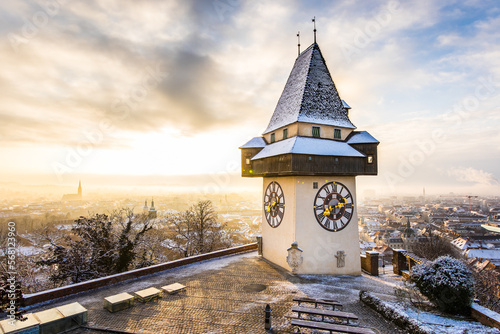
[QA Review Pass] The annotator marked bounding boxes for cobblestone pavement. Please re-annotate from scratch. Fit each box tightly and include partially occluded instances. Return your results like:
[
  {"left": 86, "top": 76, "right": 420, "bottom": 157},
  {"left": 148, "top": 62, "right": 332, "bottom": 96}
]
[{"left": 28, "top": 252, "right": 407, "bottom": 333}]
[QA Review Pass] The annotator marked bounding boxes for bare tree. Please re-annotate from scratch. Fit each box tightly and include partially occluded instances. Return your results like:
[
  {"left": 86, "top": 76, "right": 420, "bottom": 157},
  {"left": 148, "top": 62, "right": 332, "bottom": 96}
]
[
  {"left": 37, "top": 209, "right": 155, "bottom": 284},
  {"left": 412, "top": 229, "right": 462, "bottom": 261},
  {"left": 469, "top": 265, "right": 500, "bottom": 313},
  {"left": 134, "top": 228, "right": 170, "bottom": 268},
  {"left": 164, "top": 200, "right": 231, "bottom": 258}
]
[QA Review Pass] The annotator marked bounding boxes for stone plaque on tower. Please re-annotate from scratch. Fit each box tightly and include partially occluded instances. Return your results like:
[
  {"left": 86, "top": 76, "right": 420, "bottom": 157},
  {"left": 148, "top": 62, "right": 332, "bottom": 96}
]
[{"left": 240, "top": 42, "right": 379, "bottom": 275}]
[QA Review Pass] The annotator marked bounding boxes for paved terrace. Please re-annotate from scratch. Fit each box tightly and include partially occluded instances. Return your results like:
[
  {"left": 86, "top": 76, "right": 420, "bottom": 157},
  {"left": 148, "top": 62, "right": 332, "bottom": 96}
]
[{"left": 25, "top": 252, "right": 406, "bottom": 333}]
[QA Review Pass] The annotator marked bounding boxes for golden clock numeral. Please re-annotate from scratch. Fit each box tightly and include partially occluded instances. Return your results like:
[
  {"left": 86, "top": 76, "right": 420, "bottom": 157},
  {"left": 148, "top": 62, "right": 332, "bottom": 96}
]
[{"left": 313, "top": 181, "right": 353, "bottom": 232}]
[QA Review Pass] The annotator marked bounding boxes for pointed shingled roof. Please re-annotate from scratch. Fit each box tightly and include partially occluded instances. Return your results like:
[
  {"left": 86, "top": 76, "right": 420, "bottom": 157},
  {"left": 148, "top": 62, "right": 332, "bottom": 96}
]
[{"left": 263, "top": 43, "right": 355, "bottom": 135}]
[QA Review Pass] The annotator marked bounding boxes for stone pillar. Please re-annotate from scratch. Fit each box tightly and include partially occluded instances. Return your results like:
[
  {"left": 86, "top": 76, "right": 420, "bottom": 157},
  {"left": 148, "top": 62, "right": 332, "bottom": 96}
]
[
  {"left": 256, "top": 236, "right": 263, "bottom": 256},
  {"left": 392, "top": 249, "right": 407, "bottom": 275},
  {"left": 366, "top": 251, "right": 379, "bottom": 276}
]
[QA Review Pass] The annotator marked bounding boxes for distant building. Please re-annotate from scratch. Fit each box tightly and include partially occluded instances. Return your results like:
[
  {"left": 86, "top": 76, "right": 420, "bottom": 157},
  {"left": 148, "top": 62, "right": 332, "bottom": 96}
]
[
  {"left": 62, "top": 180, "right": 82, "bottom": 201},
  {"left": 451, "top": 237, "right": 482, "bottom": 251},
  {"left": 373, "top": 245, "right": 393, "bottom": 264},
  {"left": 466, "top": 249, "right": 500, "bottom": 266},
  {"left": 401, "top": 217, "right": 418, "bottom": 251},
  {"left": 387, "top": 237, "right": 404, "bottom": 250},
  {"left": 144, "top": 198, "right": 157, "bottom": 219}
]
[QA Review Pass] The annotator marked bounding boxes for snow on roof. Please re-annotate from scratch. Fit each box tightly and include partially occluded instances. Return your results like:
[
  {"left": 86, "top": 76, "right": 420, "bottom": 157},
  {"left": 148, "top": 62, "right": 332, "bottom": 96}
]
[
  {"left": 346, "top": 131, "right": 380, "bottom": 144},
  {"left": 466, "top": 249, "right": 500, "bottom": 260},
  {"left": 365, "top": 220, "right": 381, "bottom": 226},
  {"left": 263, "top": 43, "right": 356, "bottom": 134},
  {"left": 251, "top": 136, "right": 365, "bottom": 160},
  {"left": 239, "top": 137, "right": 267, "bottom": 149},
  {"left": 451, "top": 237, "right": 482, "bottom": 250}
]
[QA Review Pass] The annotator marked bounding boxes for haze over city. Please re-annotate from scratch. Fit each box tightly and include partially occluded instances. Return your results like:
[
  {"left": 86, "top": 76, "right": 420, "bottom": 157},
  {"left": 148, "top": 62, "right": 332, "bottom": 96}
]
[{"left": 1, "top": 0, "right": 499, "bottom": 197}]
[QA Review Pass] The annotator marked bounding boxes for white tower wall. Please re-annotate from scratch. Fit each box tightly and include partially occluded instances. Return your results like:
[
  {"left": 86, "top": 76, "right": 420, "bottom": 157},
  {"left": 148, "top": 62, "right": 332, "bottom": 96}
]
[{"left": 262, "top": 176, "right": 361, "bottom": 274}]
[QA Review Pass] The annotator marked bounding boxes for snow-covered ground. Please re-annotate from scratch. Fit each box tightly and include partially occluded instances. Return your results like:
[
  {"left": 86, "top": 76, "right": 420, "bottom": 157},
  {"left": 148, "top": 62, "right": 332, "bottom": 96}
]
[
  {"left": 297, "top": 263, "right": 500, "bottom": 334},
  {"left": 389, "top": 302, "right": 500, "bottom": 334},
  {"left": 18, "top": 246, "right": 44, "bottom": 256},
  {"left": 0, "top": 246, "right": 44, "bottom": 256}
]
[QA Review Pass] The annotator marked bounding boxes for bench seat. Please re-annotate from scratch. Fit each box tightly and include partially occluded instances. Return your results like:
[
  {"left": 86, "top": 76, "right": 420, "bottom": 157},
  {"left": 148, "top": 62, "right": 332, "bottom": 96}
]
[
  {"left": 134, "top": 287, "right": 162, "bottom": 303},
  {"left": 104, "top": 292, "right": 135, "bottom": 312},
  {"left": 291, "top": 319, "right": 375, "bottom": 334},
  {"left": 293, "top": 296, "right": 343, "bottom": 310},
  {"left": 161, "top": 283, "right": 187, "bottom": 295},
  {"left": 292, "top": 306, "right": 358, "bottom": 324}
]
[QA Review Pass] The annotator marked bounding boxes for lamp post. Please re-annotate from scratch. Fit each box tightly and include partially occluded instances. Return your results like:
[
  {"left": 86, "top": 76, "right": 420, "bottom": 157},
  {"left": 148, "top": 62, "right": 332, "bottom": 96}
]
[{"left": 381, "top": 254, "right": 385, "bottom": 274}]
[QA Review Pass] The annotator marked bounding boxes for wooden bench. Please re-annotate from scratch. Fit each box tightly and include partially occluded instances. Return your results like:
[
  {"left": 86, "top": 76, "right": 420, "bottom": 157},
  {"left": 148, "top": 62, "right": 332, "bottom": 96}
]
[
  {"left": 292, "top": 306, "right": 358, "bottom": 324},
  {"left": 161, "top": 283, "right": 186, "bottom": 295},
  {"left": 293, "top": 296, "right": 343, "bottom": 310},
  {"left": 104, "top": 292, "right": 135, "bottom": 312},
  {"left": 291, "top": 319, "right": 375, "bottom": 334},
  {"left": 134, "top": 287, "right": 162, "bottom": 303}
]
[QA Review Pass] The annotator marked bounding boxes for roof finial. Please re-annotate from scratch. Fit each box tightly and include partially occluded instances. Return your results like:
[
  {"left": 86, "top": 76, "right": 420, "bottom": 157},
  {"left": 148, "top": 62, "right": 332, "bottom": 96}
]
[
  {"left": 312, "top": 16, "right": 317, "bottom": 43},
  {"left": 297, "top": 31, "right": 301, "bottom": 56}
]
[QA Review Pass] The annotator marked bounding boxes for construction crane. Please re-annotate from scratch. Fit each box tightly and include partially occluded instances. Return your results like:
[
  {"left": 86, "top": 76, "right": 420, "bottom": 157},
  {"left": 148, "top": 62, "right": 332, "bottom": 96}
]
[
  {"left": 439, "top": 195, "right": 478, "bottom": 213},
  {"left": 465, "top": 195, "right": 479, "bottom": 213}
]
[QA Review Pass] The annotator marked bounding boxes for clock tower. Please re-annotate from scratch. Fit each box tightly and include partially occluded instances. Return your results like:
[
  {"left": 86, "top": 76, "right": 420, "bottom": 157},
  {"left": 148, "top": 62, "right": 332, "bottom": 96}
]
[{"left": 240, "top": 43, "right": 379, "bottom": 274}]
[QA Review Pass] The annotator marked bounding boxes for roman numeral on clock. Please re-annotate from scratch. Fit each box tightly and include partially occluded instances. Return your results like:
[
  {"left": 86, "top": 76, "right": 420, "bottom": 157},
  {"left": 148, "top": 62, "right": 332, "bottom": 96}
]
[
  {"left": 313, "top": 181, "right": 354, "bottom": 232},
  {"left": 264, "top": 181, "right": 285, "bottom": 228}
]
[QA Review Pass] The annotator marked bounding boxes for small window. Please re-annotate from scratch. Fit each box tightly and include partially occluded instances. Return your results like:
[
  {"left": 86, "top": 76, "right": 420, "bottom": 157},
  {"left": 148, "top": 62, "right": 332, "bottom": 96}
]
[
  {"left": 245, "top": 158, "right": 250, "bottom": 165},
  {"left": 334, "top": 128, "right": 341, "bottom": 139},
  {"left": 270, "top": 133, "right": 275, "bottom": 143},
  {"left": 312, "top": 126, "right": 320, "bottom": 138},
  {"left": 283, "top": 128, "right": 288, "bottom": 139},
  {"left": 368, "top": 155, "right": 374, "bottom": 164},
  {"left": 313, "top": 182, "right": 318, "bottom": 189}
]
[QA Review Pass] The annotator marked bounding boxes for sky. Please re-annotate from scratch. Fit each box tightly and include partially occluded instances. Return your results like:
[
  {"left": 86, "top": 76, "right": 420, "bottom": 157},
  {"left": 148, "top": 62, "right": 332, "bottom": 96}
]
[{"left": 1, "top": 0, "right": 500, "bottom": 197}]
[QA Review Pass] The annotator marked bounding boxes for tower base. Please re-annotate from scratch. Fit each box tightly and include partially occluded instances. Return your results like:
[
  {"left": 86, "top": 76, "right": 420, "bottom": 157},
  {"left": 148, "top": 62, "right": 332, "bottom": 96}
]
[{"left": 261, "top": 176, "right": 361, "bottom": 275}]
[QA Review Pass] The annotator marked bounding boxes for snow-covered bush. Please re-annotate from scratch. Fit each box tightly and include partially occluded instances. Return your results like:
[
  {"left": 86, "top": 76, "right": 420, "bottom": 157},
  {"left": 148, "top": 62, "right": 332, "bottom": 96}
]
[{"left": 411, "top": 256, "right": 474, "bottom": 314}]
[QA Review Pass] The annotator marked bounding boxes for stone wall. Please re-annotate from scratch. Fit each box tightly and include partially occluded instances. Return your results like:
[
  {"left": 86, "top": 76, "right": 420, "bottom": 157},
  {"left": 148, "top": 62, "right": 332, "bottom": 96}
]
[
  {"left": 471, "top": 303, "right": 500, "bottom": 330},
  {"left": 360, "top": 251, "right": 379, "bottom": 276},
  {"left": 24, "top": 243, "right": 258, "bottom": 306},
  {"left": 392, "top": 249, "right": 408, "bottom": 275}
]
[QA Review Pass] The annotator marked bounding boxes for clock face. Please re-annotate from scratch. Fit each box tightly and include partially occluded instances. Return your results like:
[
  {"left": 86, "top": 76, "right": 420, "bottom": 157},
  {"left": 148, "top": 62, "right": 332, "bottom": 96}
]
[
  {"left": 263, "top": 181, "right": 285, "bottom": 228},
  {"left": 313, "top": 181, "right": 354, "bottom": 232}
]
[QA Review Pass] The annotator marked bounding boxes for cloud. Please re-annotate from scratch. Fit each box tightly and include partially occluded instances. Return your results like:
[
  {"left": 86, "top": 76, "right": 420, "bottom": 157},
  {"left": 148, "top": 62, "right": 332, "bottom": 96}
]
[
  {"left": 0, "top": 0, "right": 260, "bottom": 147},
  {"left": 447, "top": 167, "right": 499, "bottom": 186},
  {"left": 0, "top": 0, "right": 499, "bottom": 194}
]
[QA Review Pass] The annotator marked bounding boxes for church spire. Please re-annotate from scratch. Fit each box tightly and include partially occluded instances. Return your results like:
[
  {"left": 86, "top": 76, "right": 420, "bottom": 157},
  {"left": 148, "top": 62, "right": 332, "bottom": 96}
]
[
  {"left": 78, "top": 180, "right": 82, "bottom": 197},
  {"left": 149, "top": 197, "right": 157, "bottom": 219}
]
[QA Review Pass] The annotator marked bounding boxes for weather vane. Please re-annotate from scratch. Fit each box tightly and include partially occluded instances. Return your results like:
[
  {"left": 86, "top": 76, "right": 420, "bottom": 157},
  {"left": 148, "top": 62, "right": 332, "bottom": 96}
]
[
  {"left": 312, "top": 16, "right": 317, "bottom": 43},
  {"left": 297, "top": 31, "right": 301, "bottom": 56}
]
